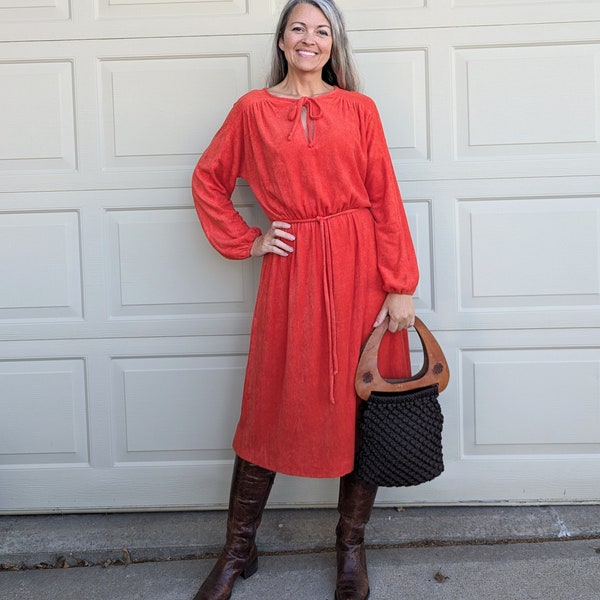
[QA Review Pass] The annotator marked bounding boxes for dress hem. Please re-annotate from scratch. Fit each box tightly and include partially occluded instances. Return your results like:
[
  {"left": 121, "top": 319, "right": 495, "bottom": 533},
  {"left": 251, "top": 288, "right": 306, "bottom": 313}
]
[{"left": 234, "top": 447, "right": 355, "bottom": 479}]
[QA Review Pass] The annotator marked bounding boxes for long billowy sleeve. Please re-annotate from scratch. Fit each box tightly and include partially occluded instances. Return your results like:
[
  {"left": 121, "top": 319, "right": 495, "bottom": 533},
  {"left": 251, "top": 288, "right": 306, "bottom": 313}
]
[
  {"left": 191, "top": 100, "right": 261, "bottom": 259},
  {"left": 362, "top": 98, "right": 419, "bottom": 295}
]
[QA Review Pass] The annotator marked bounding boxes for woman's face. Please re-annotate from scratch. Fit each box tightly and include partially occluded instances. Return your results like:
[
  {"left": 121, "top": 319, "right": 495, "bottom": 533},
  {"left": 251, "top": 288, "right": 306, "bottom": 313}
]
[{"left": 278, "top": 3, "right": 333, "bottom": 77}]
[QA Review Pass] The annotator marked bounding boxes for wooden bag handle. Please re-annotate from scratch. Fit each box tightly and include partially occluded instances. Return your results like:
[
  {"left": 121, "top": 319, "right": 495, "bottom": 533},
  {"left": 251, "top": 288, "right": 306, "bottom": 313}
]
[{"left": 355, "top": 316, "right": 450, "bottom": 401}]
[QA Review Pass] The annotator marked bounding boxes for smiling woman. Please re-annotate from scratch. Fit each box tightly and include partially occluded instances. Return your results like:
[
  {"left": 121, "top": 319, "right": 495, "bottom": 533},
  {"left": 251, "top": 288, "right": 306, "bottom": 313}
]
[
  {"left": 267, "top": 0, "right": 360, "bottom": 93},
  {"left": 273, "top": 4, "right": 333, "bottom": 92},
  {"left": 190, "top": 1, "right": 418, "bottom": 599}
]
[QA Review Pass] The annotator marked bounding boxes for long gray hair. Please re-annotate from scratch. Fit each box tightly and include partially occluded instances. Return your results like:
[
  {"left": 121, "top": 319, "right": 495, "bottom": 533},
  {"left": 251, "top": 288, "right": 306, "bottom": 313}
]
[{"left": 267, "top": 0, "right": 360, "bottom": 91}]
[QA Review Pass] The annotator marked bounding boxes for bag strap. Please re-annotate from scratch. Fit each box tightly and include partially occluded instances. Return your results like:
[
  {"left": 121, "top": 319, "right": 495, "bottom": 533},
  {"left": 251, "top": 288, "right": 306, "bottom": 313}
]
[{"left": 355, "top": 316, "right": 450, "bottom": 400}]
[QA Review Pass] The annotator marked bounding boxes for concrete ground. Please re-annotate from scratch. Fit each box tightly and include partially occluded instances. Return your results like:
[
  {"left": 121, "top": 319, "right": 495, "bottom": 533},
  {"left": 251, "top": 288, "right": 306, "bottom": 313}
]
[{"left": 2, "top": 505, "right": 600, "bottom": 599}]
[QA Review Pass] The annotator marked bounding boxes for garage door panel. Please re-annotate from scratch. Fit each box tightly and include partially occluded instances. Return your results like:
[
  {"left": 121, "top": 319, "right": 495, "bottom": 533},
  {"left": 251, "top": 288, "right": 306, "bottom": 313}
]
[
  {"left": 96, "top": 0, "right": 248, "bottom": 19},
  {"left": 355, "top": 48, "right": 429, "bottom": 163},
  {"left": 90, "top": 36, "right": 266, "bottom": 189},
  {"left": 111, "top": 354, "right": 245, "bottom": 464},
  {"left": 459, "top": 195, "right": 600, "bottom": 310},
  {"left": 445, "top": 0, "right": 600, "bottom": 29},
  {"left": 105, "top": 205, "right": 257, "bottom": 318},
  {"left": 455, "top": 43, "right": 600, "bottom": 159},
  {"left": 463, "top": 349, "right": 600, "bottom": 455},
  {"left": 0, "top": 60, "right": 76, "bottom": 172},
  {"left": 0, "top": 358, "right": 89, "bottom": 466},
  {"left": 376, "top": 456, "right": 600, "bottom": 505},
  {"left": 99, "top": 54, "right": 251, "bottom": 170},
  {"left": 406, "top": 199, "right": 433, "bottom": 312},
  {"left": 92, "top": 36, "right": 265, "bottom": 187},
  {"left": 0, "top": 211, "right": 83, "bottom": 320},
  {"left": 0, "top": 0, "right": 70, "bottom": 22}
]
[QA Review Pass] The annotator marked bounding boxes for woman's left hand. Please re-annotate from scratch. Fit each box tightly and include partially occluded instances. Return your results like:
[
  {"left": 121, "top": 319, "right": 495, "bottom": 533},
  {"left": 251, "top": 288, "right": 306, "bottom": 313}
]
[{"left": 373, "top": 293, "right": 415, "bottom": 332}]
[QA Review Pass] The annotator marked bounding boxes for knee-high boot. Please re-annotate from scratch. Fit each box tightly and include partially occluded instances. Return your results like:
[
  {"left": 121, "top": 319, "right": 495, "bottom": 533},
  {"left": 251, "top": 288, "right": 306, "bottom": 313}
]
[
  {"left": 192, "top": 456, "right": 276, "bottom": 600},
  {"left": 335, "top": 471, "right": 378, "bottom": 600}
]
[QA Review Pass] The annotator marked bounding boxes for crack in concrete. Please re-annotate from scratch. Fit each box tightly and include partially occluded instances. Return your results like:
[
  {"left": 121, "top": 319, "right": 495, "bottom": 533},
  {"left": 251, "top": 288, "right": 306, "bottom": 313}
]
[
  {"left": 3, "top": 533, "right": 600, "bottom": 572},
  {"left": 549, "top": 507, "right": 572, "bottom": 539}
]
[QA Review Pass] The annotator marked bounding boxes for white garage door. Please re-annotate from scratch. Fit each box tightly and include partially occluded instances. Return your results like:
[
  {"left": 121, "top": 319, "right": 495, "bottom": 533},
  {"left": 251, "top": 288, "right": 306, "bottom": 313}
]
[{"left": 0, "top": 1, "right": 599, "bottom": 513}]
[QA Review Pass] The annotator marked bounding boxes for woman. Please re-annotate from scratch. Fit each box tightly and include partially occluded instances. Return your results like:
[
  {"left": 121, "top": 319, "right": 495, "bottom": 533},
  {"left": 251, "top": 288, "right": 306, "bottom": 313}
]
[{"left": 191, "top": 1, "right": 418, "bottom": 598}]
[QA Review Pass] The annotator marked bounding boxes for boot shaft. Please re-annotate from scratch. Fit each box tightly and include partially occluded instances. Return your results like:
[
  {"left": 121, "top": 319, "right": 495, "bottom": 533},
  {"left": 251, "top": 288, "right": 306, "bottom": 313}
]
[
  {"left": 337, "top": 471, "right": 378, "bottom": 528},
  {"left": 225, "top": 456, "right": 276, "bottom": 546},
  {"left": 192, "top": 456, "right": 276, "bottom": 600},
  {"left": 335, "top": 471, "right": 377, "bottom": 600}
]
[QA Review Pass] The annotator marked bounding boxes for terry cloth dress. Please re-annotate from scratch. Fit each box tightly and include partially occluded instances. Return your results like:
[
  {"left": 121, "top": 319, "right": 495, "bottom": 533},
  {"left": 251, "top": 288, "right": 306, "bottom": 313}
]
[{"left": 192, "top": 87, "right": 419, "bottom": 478}]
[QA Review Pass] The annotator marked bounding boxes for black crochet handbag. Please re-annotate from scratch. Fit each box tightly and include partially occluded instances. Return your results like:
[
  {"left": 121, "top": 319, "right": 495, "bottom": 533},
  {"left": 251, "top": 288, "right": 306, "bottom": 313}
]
[{"left": 354, "top": 317, "right": 450, "bottom": 487}]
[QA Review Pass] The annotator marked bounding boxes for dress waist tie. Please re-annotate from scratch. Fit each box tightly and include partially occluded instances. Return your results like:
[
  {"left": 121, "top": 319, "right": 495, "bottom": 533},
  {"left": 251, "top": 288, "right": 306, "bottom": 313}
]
[{"left": 287, "top": 208, "right": 365, "bottom": 404}]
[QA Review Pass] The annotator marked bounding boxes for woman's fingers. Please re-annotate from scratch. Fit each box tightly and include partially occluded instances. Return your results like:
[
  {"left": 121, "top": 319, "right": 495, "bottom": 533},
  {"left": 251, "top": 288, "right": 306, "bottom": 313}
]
[
  {"left": 373, "top": 306, "right": 388, "bottom": 328},
  {"left": 271, "top": 221, "right": 295, "bottom": 240},
  {"left": 269, "top": 222, "right": 295, "bottom": 255},
  {"left": 251, "top": 221, "right": 295, "bottom": 257},
  {"left": 374, "top": 294, "right": 415, "bottom": 332}
]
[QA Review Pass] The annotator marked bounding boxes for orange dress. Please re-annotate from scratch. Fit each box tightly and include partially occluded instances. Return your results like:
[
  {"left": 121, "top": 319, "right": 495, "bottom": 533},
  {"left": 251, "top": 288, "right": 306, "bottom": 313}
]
[{"left": 192, "top": 87, "right": 418, "bottom": 478}]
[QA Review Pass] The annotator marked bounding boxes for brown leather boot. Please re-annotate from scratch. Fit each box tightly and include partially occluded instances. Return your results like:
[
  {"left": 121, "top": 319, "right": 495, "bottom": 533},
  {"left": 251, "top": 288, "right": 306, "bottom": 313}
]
[
  {"left": 335, "top": 471, "right": 378, "bottom": 600},
  {"left": 192, "top": 456, "right": 276, "bottom": 600}
]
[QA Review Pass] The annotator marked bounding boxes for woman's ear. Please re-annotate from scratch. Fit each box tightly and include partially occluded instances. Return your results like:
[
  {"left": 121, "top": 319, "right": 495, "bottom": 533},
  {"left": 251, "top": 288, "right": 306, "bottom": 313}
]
[{"left": 278, "top": 37, "right": 284, "bottom": 52}]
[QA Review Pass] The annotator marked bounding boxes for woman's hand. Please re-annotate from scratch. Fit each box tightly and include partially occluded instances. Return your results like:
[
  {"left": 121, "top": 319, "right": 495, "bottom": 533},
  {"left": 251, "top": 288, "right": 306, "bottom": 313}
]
[
  {"left": 373, "top": 293, "right": 415, "bottom": 332},
  {"left": 251, "top": 221, "right": 295, "bottom": 257}
]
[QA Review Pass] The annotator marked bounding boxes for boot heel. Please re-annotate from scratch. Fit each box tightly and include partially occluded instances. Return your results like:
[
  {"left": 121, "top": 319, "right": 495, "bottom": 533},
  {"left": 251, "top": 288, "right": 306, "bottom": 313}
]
[{"left": 241, "top": 556, "right": 258, "bottom": 580}]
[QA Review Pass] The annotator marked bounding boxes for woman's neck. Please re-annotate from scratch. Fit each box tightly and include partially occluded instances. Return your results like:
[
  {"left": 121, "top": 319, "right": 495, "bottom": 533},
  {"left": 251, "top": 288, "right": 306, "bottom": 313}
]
[{"left": 269, "top": 74, "right": 333, "bottom": 98}]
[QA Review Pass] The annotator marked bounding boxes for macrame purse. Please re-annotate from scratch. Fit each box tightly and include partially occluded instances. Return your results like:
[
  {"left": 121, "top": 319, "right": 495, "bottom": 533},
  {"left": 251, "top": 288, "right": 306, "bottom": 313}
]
[{"left": 354, "top": 317, "right": 450, "bottom": 487}]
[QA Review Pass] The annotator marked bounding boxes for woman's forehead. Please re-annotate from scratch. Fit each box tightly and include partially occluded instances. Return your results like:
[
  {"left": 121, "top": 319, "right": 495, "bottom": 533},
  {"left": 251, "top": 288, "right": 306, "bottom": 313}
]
[{"left": 287, "top": 3, "right": 330, "bottom": 28}]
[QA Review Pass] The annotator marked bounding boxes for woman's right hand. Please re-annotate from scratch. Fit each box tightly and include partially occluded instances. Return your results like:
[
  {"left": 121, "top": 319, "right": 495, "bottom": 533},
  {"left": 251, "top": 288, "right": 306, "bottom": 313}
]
[{"left": 251, "top": 221, "right": 295, "bottom": 257}]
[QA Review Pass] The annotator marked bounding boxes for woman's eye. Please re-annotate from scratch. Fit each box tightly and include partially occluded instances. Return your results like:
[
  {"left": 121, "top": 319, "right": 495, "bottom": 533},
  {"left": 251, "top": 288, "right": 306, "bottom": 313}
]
[
  {"left": 291, "top": 26, "right": 304, "bottom": 32},
  {"left": 317, "top": 30, "right": 329, "bottom": 36}
]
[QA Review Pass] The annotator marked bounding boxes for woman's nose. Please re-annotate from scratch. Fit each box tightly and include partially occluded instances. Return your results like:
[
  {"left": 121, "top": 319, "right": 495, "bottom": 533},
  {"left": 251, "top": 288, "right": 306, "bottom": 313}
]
[{"left": 302, "top": 31, "right": 315, "bottom": 44}]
